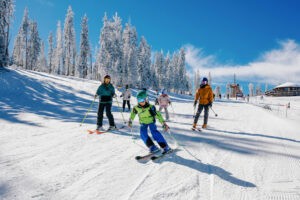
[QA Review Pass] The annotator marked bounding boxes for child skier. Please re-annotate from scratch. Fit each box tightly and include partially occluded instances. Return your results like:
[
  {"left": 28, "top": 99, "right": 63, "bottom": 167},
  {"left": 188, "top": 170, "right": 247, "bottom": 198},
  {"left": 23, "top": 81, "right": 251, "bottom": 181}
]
[
  {"left": 94, "top": 75, "right": 116, "bottom": 131},
  {"left": 158, "top": 89, "right": 171, "bottom": 121},
  {"left": 120, "top": 84, "right": 131, "bottom": 112},
  {"left": 193, "top": 77, "right": 214, "bottom": 129},
  {"left": 128, "top": 90, "right": 171, "bottom": 154}
]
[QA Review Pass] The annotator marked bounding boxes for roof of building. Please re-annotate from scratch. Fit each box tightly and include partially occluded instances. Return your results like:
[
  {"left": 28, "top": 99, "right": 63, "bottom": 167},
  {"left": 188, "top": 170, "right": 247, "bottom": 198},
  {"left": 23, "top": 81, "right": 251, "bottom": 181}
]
[{"left": 275, "top": 82, "right": 300, "bottom": 89}]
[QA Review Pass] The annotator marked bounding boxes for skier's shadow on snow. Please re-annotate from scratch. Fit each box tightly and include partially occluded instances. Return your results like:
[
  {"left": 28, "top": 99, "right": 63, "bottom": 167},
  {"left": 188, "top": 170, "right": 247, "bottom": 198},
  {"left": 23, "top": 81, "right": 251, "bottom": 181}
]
[
  {"left": 0, "top": 183, "right": 8, "bottom": 197},
  {"left": 208, "top": 128, "right": 300, "bottom": 144},
  {"left": 162, "top": 153, "right": 256, "bottom": 188}
]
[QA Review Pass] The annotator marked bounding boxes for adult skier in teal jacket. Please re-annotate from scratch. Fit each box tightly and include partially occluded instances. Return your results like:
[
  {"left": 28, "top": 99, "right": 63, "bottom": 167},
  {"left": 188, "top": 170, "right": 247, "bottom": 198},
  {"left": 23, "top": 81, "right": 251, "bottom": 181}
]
[{"left": 94, "top": 75, "right": 116, "bottom": 131}]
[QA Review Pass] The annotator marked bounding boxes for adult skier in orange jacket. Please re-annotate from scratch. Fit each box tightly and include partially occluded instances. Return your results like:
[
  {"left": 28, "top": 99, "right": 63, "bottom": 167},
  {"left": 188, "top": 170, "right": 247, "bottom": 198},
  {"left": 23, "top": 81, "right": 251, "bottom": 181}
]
[{"left": 193, "top": 77, "right": 214, "bottom": 129}]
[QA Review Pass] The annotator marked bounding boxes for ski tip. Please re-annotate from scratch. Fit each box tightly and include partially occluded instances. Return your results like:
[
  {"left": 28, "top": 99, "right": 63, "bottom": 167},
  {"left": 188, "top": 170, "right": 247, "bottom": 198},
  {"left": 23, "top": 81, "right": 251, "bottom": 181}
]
[
  {"left": 95, "top": 130, "right": 105, "bottom": 134},
  {"left": 87, "top": 130, "right": 94, "bottom": 134},
  {"left": 135, "top": 156, "right": 142, "bottom": 160}
]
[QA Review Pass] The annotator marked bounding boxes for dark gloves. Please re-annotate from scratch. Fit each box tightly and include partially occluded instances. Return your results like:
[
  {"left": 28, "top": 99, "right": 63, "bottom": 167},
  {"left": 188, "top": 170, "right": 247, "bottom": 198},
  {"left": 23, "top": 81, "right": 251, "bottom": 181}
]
[
  {"left": 128, "top": 120, "right": 132, "bottom": 128},
  {"left": 193, "top": 101, "right": 197, "bottom": 109},
  {"left": 208, "top": 102, "right": 213, "bottom": 108},
  {"left": 162, "top": 122, "right": 169, "bottom": 131}
]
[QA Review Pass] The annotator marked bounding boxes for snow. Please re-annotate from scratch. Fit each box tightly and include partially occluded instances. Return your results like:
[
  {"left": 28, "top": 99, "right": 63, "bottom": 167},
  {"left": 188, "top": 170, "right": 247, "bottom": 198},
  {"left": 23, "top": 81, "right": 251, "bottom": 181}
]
[
  {"left": 275, "top": 82, "right": 300, "bottom": 88},
  {"left": 1, "top": 68, "right": 300, "bottom": 200}
]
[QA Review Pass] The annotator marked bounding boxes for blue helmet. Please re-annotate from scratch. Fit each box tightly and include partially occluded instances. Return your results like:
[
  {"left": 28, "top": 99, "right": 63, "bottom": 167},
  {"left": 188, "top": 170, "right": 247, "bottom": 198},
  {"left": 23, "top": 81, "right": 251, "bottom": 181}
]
[{"left": 202, "top": 77, "right": 208, "bottom": 85}]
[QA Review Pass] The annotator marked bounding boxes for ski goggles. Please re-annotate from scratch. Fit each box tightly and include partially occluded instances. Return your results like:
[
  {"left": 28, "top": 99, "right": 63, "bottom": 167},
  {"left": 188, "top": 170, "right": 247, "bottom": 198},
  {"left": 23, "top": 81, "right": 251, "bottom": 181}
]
[{"left": 137, "top": 98, "right": 146, "bottom": 103}]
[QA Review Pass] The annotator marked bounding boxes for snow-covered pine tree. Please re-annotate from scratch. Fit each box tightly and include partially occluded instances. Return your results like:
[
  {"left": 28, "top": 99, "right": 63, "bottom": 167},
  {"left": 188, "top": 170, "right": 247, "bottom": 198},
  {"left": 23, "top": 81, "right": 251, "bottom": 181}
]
[
  {"left": 121, "top": 25, "right": 129, "bottom": 86},
  {"left": 27, "top": 21, "right": 40, "bottom": 71},
  {"left": 160, "top": 51, "right": 168, "bottom": 90},
  {"left": 95, "top": 13, "right": 111, "bottom": 81},
  {"left": 164, "top": 52, "right": 172, "bottom": 91},
  {"left": 92, "top": 45, "right": 99, "bottom": 79},
  {"left": 177, "top": 48, "right": 189, "bottom": 93},
  {"left": 47, "top": 32, "right": 53, "bottom": 73},
  {"left": 171, "top": 51, "right": 179, "bottom": 92},
  {"left": 0, "top": 0, "right": 14, "bottom": 68},
  {"left": 248, "top": 83, "right": 254, "bottom": 96},
  {"left": 150, "top": 62, "right": 159, "bottom": 90},
  {"left": 137, "top": 36, "right": 152, "bottom": 88},
  {"left": 153, "top": 50, "right": 164, "bottom": 89},
  {"left": 111, "top": 13, "right": 123, "bottom": 85},
  {"left": 77, "top": 14, "right": 90, "bottom": 78},
  {"left": 88, "top": 46, "right": 93, "bottom": 79},
  {"left": 12, "top": 7, "right": 29, "bottom": 68},
  {"left": 96, "top": 13, "right": 123, "bottom": 83},
  {"left": 12, "top": 29, "right": 23, "bottom": 66},
  {"left": 63, "top": 6, "right": 76, "bottom": 76},
  {"left": 194, "top": 69, "right": 200, "bottom": 90},
  {"left": 53, "top": 21, "right": 63, "bottom": 75},
  {"left": 208, "top": 72, "right": 212, "bottom": 86},
  {"left": 37, "top": 41, "right": 47, "bottom": 72},
  {"left": 255, "top": 84, "right": 262, "bottom": 96},
  {"left": 122, "top": 23, "right": 138, "bottom": 87}
]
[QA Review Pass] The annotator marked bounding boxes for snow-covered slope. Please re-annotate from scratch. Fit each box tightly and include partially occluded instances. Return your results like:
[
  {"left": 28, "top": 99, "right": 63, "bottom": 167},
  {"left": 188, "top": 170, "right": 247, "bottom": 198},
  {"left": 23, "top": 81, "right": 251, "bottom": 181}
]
[{"left": 1, "top": 69, "right": 300, "bottom": 200}]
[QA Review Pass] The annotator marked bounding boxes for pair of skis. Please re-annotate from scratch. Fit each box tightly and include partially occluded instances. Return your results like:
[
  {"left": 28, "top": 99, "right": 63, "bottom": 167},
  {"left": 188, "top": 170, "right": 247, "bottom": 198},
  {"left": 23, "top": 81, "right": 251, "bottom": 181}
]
[
  {"left": 135, "top": 149, "right": 175, "bottom": 162},
  {"left": 87, "top": 125, "right": 126, "bottom": 134}
]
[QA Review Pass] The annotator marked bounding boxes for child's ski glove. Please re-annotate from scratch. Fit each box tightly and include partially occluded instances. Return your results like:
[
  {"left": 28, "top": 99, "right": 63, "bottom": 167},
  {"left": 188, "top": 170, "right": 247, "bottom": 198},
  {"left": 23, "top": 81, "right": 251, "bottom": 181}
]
[
  {"left": 162, "top": 122, "right": 169, "bottom": 131},
  {"left": 128, "top": 120, "right": 133, "bottom": 128}
]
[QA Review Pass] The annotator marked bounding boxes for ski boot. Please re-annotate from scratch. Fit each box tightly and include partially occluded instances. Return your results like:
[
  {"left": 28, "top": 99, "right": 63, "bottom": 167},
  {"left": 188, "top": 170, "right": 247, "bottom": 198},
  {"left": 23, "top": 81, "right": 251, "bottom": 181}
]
[
  {"left": 162, "top": 146, "right": 172, "bottom": 154},
  {"left": 149, "top": 145, "right": 160, "bottom": 154},
  {"left": 96, "top": 125, "right": 106, "bottom": 131},
  {"left": 107, "top": 125, "right": 117, "bottom": 131}
]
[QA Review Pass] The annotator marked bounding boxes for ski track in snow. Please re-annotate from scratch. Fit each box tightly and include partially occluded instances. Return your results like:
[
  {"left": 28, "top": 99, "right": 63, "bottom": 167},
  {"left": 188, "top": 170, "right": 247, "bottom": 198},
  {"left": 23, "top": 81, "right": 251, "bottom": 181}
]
[{"left": 1, "top": 69, "right": 300, "bottom": 200}]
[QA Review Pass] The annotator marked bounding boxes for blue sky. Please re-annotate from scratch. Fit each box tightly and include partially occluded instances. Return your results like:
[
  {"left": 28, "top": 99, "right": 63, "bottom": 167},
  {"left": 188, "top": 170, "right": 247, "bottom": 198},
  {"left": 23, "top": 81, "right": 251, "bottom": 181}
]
[{"left": 11, "top": 0, "right": 300, "bottom": 92}]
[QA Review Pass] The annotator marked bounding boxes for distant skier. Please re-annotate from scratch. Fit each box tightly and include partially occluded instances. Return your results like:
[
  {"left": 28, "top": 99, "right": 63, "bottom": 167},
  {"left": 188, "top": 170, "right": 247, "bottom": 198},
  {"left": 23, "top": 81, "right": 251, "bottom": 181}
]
[
  {"left": 128, "top": 90, "right": 171, "bottom": 154},
  {"left": 154, "top": 89, "right": 159, "bottom": 105},
  {"left": 193, "top": 77, "right": 214, "bottom": 129},
  {"left": 158, "top": 89, "right": 171, "bottom": 121},
  {"left": 94, "top": 75, "right": 116, "bottom": 131},
  {"left": 120, "top": 84, "right": 131, "bottom": 112}
]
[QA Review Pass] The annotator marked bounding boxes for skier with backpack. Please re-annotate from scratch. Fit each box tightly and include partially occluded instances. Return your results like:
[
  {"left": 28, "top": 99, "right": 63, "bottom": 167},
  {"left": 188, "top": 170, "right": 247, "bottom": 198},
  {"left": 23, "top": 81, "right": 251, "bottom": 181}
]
[
  {"left": 193, "top": 77, "right": 214, "bottom": 130},
  {"left": 158, "top": 89, "right": 171, "bottom": 121},
  {"left": 120, "top": 84, "right": 131, "bottom": 112},
  {"left": 94, "top": 75, "right": 116, "bottom": 131},
  {"left": 128, "top": 90, "right": 172, "bottom": 154}
]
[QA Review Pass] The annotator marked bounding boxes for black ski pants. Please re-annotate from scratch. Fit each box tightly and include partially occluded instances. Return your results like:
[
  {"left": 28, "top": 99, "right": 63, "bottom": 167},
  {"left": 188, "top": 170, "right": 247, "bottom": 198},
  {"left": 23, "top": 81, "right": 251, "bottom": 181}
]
[
  {"left": 194, "top": 104, "right": 209, "bottom": 125},
  {"left": 122, "top": 100, "right": 131, "bottom": 111},
  {"left": 97, "top": 103, "right": 115, "bottom": 127}
]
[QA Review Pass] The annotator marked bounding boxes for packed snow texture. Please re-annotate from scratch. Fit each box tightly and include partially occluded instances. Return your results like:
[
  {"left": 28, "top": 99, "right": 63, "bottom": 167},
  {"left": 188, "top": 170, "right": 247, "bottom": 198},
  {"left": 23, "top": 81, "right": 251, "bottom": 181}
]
[{"left": 0, "top": 69, "right": 300, "bottom": 200}]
